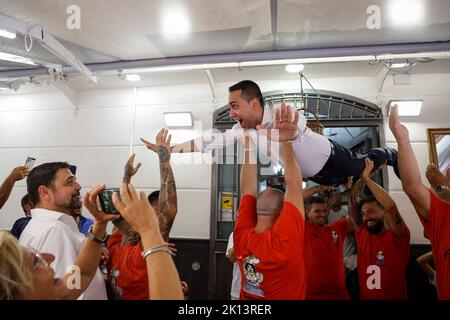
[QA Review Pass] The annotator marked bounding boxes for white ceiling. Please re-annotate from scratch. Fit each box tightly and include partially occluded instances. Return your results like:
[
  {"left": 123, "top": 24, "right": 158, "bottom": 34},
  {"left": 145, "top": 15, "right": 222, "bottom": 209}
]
[{"left": 0, "top": 0, "right": 449, "bottom": 68}]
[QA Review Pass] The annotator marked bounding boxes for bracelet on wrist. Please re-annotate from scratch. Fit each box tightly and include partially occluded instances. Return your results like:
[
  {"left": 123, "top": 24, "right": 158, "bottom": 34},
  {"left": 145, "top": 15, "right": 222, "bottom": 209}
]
[
  {"left": 142, "top": 244, "right": 171, "bottom": 260},
  {"left": 87, "top": 225, "right": 107, "bottom": 245}
]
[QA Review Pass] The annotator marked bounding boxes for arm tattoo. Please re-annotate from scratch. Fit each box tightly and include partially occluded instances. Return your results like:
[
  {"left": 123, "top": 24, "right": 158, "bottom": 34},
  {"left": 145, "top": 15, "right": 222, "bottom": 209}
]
[
  {"left": 157, "top": 149, "right": 178, "bottom": 240},
  {"left": 123, "top": 163, "right": 134, "bottom": 184},
  {"left": 158, "top": 146, "right": 170, "bottom": 163}
]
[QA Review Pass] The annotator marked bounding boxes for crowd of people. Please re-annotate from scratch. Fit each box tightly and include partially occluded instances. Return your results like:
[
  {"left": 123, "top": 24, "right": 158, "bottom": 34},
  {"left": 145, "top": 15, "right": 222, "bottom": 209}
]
[{"left": 0, "top": 80, "right": 448, "bottom": 300}]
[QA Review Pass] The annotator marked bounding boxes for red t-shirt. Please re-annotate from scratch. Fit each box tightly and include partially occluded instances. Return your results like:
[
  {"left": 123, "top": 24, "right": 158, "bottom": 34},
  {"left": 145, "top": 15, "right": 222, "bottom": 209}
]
[
  {"left": 233, "top": 195, "right": 306, "bottom": 300},
  {"left": 304, "top": 219, "right": 350, "bottom": 300},
  {"left": 418, "top": 190, "right": 450, "bottom": 300},
  {"left": 107, "top": 232, "right": 149, "bottom": 300},
  {"left": 355, "top": 226, "right": 410, "bottom": 300}
]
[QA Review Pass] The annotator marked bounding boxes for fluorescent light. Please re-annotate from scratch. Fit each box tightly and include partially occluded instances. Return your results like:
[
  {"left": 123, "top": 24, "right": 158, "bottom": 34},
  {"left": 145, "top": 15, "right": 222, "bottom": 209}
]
[
  {"left": 162, "top": 8, "right": 191, "bottom": 40},
  {"left": 389, "top": 100, "right": 423, "bottom": 116},
  {"left": 390, "top": 63, "right": 408, "bottom": 69},
  {"left": 0, "top": 28, "right": 16, "bottom": 39},
  {"left": 285, "top": 64, "right": 305, "bottom": 73},
  {"left": 164, "top": 112, "right": 193, "bottom": 127},
  {"left": 389, "top": 0, "right": 424, "bottom": 27},
  {"left": 0, "top": 52, "right": 36, "bottom": 66},
  {"left": 124, "top": 74, "right": 141, "bottom": 82}
]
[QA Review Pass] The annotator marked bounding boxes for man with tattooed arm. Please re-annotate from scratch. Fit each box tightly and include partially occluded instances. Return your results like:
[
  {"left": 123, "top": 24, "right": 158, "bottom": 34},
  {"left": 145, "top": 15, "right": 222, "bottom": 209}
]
[{"left": 106, "top": 128, "right": 179, "bottom": 300}]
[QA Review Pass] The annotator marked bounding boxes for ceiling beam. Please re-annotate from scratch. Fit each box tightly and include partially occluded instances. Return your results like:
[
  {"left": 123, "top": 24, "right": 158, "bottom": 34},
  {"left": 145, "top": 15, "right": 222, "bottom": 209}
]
[
  {"left": 0, "top": 13, "right": 96, "bottom": 83},
  {"left": 0, "top": 41, "right": 450, "bottom": 79}
]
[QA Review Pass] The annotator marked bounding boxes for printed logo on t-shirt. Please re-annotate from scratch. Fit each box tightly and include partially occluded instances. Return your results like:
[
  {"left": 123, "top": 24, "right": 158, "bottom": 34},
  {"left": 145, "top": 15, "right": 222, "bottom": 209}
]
[
  {"left": 109, "top": 268, "right": 123, "bottom": 299},
  {"left": 242, "top": 255, "right": 265, "bottom": 298},
  {"left": 331, "top": 230, "right": 339, "bottom": 245},
  {"left": 376, "top": 251, "right": 384, "bottom": 265}
]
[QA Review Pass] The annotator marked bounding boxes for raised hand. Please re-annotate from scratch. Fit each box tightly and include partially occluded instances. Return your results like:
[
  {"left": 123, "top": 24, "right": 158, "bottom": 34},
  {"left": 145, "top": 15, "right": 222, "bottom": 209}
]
[
  {"left": 141, "top": 137, "right": 157, "bottom": 152},
  {"left": 123, "top": 153, "right": 142, "bottom": 184},
  {"left": 9, "top": 166, "right": 30, "bottom": 181},
  {"left": 257, "top": 103, "right": 300, "bottom": 142},
  {"left": 389, "top": 104, "right": 409, "bottom": 141},
  {"left": 156, "top": 128, "right": 172, "bottom": 162},
  {"left": 361, "top": 158, "right": 375, "bottom": 180},
  {"left": 83, "top": 184, "right": 120, "bottom": 224},
  {"left": 426, "top": 163, "right": 449, "bottom": 188},
  {"left": 112, "top": 183, "right": 159, "bottom": 237}
]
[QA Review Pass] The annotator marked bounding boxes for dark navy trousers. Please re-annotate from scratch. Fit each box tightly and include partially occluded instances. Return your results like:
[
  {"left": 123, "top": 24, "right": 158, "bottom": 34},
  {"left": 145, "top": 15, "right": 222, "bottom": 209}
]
[{"left": 309, "top": 140, "right": 399, "bottom": 186}]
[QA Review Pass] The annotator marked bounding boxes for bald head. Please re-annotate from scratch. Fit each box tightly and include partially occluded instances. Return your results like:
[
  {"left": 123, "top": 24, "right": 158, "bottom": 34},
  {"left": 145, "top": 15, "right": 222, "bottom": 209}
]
[{"left": 256, "top": 188, "right": 284, "bottom": 217}]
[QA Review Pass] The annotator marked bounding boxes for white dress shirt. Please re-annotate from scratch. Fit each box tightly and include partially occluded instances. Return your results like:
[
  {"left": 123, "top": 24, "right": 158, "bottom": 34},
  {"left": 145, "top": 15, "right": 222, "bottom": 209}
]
[
  {"left": 19, "top": 208, "right": 107, "bottom": 300},
  {"left": 193, "top": 108, "right": 331, "bottom": 178}
]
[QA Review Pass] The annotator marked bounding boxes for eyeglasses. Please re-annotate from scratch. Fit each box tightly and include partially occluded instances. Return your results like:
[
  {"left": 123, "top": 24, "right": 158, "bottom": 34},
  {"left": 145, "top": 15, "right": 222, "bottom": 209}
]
[{"left": 28, "top": 248, "right": 50, "bottom": 272}]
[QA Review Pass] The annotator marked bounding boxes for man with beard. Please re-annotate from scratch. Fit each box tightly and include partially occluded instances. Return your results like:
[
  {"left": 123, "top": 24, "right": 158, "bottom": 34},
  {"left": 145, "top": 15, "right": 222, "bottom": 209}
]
[
  {"left": 304, "top": 196, "right": 353, "bottom": 299},
  {"left": 350, "top": 158, "right": 410, "bottom": 300},
  {"left": 19, "top": 162, "right": 114, "bottom": 299}
]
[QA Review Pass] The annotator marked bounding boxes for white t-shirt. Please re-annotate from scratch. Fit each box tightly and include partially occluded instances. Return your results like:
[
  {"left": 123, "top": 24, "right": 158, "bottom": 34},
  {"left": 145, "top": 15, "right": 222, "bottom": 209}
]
[
  {"left": 193, "top": 108, "right": 331, "bottom": 179},
  {"left": 226, "top": 232, "right": 242, "bottom": 299},
  {"left": 19, "top": 208, "right": 107, "bottom": 300},
  {"left": 328, "top": 206, "right": 349, "bottom": 224}
]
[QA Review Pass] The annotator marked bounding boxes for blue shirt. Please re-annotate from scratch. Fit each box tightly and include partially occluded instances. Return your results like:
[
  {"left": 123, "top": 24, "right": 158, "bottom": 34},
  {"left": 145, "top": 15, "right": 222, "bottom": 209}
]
[{"left": 78, "top": 215, "right": 94, "bottom": 235}]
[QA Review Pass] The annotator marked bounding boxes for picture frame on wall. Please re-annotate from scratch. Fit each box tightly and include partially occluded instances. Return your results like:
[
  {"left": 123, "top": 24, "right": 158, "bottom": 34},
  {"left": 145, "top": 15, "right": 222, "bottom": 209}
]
[{"left": 427, "top": 128, "right": 450, "bottom": 174}]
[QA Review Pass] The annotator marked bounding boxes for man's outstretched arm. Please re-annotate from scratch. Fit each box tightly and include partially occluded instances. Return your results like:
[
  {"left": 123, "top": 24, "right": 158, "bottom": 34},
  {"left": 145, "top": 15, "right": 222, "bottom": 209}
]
[
  {"left": 389, "top": 104, "right": 430, "bottom": 220},
  {"left": 0, "top": 166, "right": 30, "bottom": 210},
  {"left": 141, "top": 129, "right": 240, "bottom": 154}
]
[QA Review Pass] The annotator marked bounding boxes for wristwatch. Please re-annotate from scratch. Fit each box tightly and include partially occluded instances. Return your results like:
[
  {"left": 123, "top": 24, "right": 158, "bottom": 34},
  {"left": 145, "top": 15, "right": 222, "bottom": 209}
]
[{"left": 87, "top": 225, "right": 107, "bottom": 245}]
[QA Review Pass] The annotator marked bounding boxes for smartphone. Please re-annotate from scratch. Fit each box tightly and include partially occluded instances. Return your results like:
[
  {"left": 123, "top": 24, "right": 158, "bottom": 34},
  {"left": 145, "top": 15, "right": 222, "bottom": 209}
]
[
  {"left": 24, "top": 157, "right": 36, "bottom": 169},
  {"left": 98, "top": 188, "right": 120, "bottom": 214}
]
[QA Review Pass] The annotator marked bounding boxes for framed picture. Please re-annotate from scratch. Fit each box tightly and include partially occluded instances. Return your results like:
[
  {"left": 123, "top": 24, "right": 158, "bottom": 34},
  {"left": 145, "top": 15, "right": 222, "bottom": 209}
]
[{"left": 427, "top": 128, "right": 450, "bottom": 174}]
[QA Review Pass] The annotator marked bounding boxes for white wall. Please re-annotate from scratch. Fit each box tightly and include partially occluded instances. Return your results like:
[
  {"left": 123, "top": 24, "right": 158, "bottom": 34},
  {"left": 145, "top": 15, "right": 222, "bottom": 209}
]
[
  {"left": 0, "top": 66, "right": 449, "bottom": 243},
  {"left": 0, "top": 85, "right": 214, "bottom": 239}
]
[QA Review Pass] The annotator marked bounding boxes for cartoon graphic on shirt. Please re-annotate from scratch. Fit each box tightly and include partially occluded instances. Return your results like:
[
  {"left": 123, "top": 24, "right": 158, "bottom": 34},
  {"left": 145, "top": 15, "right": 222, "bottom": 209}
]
[
  {"left": 376, "top": 250, "right": 384, "bottom": 265},
  {"left": 331, "top": 230, "right": 339, "bottom": 244},
  {"left": 242, "top": 255, "right": 265, "bottom": 298},
  {"left": 109, "top": 268, "right": 123, "bottom": 299}
]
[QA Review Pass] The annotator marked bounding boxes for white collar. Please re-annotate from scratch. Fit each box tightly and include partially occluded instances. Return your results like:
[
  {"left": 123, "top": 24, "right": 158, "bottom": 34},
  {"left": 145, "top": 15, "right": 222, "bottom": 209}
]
[
  {"left": 31, "top": 208, "right": 79, "bottom": 231},
  {"left": 261, "top": 108, "right": 273, "bottom": 126}
]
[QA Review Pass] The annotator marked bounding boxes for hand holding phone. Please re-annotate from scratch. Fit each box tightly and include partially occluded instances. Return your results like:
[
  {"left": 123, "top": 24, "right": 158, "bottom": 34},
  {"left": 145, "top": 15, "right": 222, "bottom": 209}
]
[
  {"left": 98, "top": 188, "right": 121, "bottom": 214},
  {"left": 24, "top": 157, "right": 36, "bottom": 169}
]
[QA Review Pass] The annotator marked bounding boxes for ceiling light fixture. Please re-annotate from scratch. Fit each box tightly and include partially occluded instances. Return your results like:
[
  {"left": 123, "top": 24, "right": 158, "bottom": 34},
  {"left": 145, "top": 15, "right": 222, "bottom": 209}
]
[
  {"left": 285, "top": 64, "right": 305, "bottom": 73},
  {"left": 164, "top": 112, "right": 193, "bottom": 127},
  {"left": 0, "top": 28, "right": 16, "bottom": 39},
  {"left": 124, "top": 74, "right": 141, "bottom": 82},
  {"left": 0, "top": 51, "right": 36, "bottom": 66},
  {"left": 162, "top": 8, "right": 191, "bottom": 40},
  {"left": 389, "top": 0, "right": 424, "bottom": 27},
  {"left": 389, "top": 100, "right": 423, "bottom": 116}
]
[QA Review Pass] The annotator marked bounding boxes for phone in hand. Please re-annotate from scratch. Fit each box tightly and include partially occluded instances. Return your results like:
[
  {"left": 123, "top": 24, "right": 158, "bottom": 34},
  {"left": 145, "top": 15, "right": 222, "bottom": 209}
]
[
  {"left": 98, "top": 188, "right": 120, "bottom": 214},
  {"left": 24, "top": 157, "right": 36, "bottom": 169}
]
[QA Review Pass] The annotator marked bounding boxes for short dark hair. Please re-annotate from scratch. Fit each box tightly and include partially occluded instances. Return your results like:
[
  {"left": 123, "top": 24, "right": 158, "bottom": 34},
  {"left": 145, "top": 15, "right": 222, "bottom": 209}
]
[
  {"left": 148, "top": 190, "right": 160, "bottom": 206},
  {"left": 229, "top": 80, "right": 264, "bottom": 108},
  {"left": 27, "top": 162, "right": 71, "bottom": 205},
  {"left": 358, "top": 196, "right": 382, "bottom": 212},
  {"left": 305, "top": 196, "right": 326, "bottom": 211},
  {"left": 20, "top": 194, "right": 33, "bottom": 207}
]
